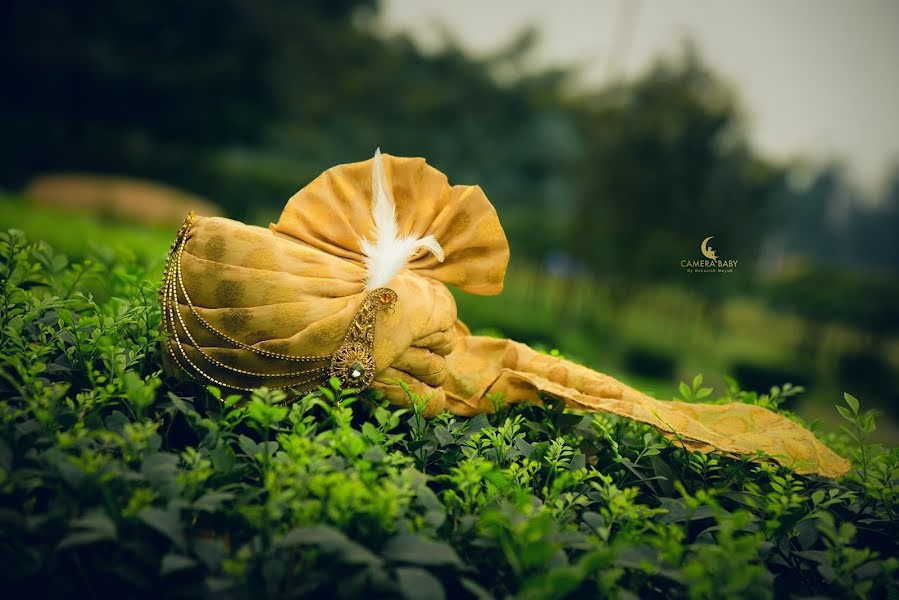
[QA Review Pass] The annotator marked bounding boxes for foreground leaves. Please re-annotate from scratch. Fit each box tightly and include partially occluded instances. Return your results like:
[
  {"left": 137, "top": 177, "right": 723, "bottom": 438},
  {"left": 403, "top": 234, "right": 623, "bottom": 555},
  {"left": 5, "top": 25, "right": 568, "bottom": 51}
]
[{"left": 0, "top": 229, "right": 897, "bottom": 599}]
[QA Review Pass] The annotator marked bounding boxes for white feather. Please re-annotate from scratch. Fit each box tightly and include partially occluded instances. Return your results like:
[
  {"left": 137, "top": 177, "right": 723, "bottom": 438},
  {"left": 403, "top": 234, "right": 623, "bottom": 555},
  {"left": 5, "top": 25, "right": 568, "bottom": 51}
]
[{"left": 361, "top": 148, "right": 444, "bottom": 290}]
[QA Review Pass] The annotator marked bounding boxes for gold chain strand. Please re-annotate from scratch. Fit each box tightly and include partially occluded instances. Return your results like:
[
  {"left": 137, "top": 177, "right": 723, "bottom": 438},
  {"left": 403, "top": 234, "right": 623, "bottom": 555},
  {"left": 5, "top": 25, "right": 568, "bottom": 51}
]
[
  {"left": 163, "top": 262, "right": 327, "bottom": 392},
  {"left": 160, "top": 212, "right": 399, "bottom": 396},
  {"left": 172, "top": 236, "right": 328, "bottom": 362},
  {"left": 167, "top": 266, "right": 328, "bottom": 379},
  {"left": 168, "top": 213, "right": 326, "bottom": 365},
  {"left": 160, "top": 223, "right": 328, "bottom": 391},
  {"left": 159, "top": 211, "right": 195, "bottom": 301},
  {"left": 167, "top": 249, "right": 328, "bottom": 378}
]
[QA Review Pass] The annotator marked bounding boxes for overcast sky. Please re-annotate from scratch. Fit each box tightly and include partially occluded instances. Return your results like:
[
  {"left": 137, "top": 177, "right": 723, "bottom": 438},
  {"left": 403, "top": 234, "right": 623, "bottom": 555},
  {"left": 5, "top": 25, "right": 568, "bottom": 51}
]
[{"left": 381, "top": 0, "right": 899, "bottom": 194}]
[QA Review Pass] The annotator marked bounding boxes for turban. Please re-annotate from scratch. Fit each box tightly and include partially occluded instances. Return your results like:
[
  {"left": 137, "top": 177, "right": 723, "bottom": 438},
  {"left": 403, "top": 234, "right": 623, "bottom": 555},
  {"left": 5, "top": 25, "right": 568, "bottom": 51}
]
[{"left": 160, "top": 150, "right": 849, "bottom": 478}]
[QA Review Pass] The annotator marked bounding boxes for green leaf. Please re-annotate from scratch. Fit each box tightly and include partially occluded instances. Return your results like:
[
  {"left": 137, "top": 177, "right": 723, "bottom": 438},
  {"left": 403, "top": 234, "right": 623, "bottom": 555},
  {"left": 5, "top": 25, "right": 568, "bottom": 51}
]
[
  {"left": 209, "top": 444, "right": 236, "bottom": 472},
  {"left": 104, "top": 411, "right": 130, "bottom": 434},
  {"left": 678, "top": 381, "right": 691, "bottom": 400},
  {"left": 193, "top": 538, "right": 228, "bottom": 570},
  {"left": 277, "top": 526, "right": 382, "bottom": 566},
  {"left": 650, "top": 456, "right": 676, "bottom": 496},
  {"left": 362, "top": 446, "right": 387, "bottom": 463},
  {"left": 836, "top": 405, "right": 853, "bottom": 422},
  {"left": 382, "top": 534, "right": 463, "bottom": 567},
  {"left": 395, "top": 567, "right": 445, "bottom": 600},
  {"left": 861, "top": 414, "right": 877, "bottom": 434},
  {"left": 465, "top": 414, "right": 491, "bottom": 436},
  {"left": 51, "top": 254, "right": 69, "bottom": 272},
  {"left": 238, "top": 435, "right": 259, "bottom": 457},
  {"left": 167, "top": 392, "right": 195, "bottom": 415},
  {"left": 514, "top": 437, "right": 535, "bottom": 458},
  {"left": 843, "top": 392, "right": 859, "bottom": 414},
  {"left": 433, "top": 426, "right": 454, "bottom": 447},
  {"left": 194, "top": 491, "right": 235, "bottom": 512},
  {"left": 141, "top": 452, "right": 180, "bottom": 487},
  {"left": 695, "top": 387, "right": 713, "bottom": 400},
  {"left": 223, "top": 394, "right": 243, "bottom": 408},
  {"left": 160, "top": 553, "right": 197, "bottom": 575},
  {"left": 56, "top": 530, "right": 114, "bottom": 550},
  {"left": 57, "top": 510, "right": 117, "bottom": 550},
  {"left": 569, "top": 453, "right": 586, "bottom": 470},
  {"left": 362, "top": 421, "right": 384, "bottom": 444},
  {"left": 138, "top": 506, "right": 185, "bottom": 548}
]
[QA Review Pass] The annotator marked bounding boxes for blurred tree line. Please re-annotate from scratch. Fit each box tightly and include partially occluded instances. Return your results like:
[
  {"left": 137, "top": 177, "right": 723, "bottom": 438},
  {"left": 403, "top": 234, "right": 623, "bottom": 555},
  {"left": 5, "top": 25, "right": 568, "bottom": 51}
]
[{"left": 2, "top": 0, "right": 897, "bottom": 345}]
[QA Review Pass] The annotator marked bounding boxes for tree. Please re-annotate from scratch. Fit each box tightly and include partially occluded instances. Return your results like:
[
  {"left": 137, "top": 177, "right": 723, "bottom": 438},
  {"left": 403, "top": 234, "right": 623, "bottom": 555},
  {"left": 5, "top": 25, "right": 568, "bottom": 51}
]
[
  {"left": 0, "top": 0, "right": 376, "bottom": 198},
  {"left": 569, "top": 46, "right": 781, "bottom": 300}
]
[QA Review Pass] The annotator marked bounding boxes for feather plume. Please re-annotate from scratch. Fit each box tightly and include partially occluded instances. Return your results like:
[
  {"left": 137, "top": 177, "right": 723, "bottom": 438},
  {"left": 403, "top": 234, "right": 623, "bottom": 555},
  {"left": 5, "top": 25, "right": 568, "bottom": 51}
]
[{"left": 361, "top": 148, "right": 444, "bottom": 290}]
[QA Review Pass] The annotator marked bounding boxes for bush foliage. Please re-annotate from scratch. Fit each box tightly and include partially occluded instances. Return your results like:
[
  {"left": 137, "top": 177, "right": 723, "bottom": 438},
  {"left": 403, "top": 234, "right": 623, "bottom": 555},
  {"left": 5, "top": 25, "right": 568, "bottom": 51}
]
[{"left": 1, "top": 229, "right": 897, "bottom": 599}]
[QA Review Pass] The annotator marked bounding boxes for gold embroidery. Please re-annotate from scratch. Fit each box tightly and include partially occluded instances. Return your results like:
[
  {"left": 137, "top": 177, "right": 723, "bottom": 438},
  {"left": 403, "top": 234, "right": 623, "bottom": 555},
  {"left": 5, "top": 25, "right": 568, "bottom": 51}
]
[{"left": 160, "top": 212, "right": 397, "bottom": 398}]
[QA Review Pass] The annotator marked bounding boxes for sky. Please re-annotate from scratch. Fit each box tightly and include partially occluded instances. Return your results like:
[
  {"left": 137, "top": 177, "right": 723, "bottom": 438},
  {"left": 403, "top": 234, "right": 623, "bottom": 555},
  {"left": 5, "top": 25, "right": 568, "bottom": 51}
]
[{"left": 380, "top": 0, "right": 899, "bottom": 194}]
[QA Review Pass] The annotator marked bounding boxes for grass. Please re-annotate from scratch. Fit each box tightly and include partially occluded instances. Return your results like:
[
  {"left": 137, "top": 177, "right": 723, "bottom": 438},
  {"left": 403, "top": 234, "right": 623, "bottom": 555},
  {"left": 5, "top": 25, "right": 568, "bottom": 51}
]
[{"left": 0, "top": 192, "right": 173, "bottom": 266}]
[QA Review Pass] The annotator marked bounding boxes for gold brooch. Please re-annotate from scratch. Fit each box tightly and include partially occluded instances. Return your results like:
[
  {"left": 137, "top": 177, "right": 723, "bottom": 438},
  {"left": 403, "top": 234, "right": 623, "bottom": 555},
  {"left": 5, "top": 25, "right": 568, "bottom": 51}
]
[{"left": 159, "top": 212, "right": 397, "bottom": 397}]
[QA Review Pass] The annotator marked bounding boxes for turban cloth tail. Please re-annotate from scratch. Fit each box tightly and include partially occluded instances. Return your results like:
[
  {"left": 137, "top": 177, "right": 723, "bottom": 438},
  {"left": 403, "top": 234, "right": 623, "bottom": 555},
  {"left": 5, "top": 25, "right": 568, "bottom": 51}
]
[{"left": 161, "top": 152, "right": 850, "bottom": 479}]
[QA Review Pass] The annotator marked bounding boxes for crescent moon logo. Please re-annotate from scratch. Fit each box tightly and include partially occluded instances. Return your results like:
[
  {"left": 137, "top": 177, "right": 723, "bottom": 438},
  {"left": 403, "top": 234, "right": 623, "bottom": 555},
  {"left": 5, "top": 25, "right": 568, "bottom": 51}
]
[{"left": 700, "top": 236, "right": 718, "bottom": 260}]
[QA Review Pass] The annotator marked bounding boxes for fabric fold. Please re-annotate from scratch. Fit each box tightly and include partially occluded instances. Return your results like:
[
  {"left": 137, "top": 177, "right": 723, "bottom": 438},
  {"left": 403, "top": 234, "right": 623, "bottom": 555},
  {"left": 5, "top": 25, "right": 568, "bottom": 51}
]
[
  {"left": 440, "top": 336, "right": 849, "bottom": 478},
  {"left": 160, "top": 151, "right": 850, "bottom": 478},
  {"left": 270, "top": 154, "right": 510, "bottom": 295}
]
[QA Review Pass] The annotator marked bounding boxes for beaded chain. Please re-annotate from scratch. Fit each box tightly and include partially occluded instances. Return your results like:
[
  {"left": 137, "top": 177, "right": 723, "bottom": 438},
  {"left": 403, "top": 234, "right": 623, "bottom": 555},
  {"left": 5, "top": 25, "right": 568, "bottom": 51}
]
[{"left": 160, "top": 212, "right": 398, "bottom": 396}]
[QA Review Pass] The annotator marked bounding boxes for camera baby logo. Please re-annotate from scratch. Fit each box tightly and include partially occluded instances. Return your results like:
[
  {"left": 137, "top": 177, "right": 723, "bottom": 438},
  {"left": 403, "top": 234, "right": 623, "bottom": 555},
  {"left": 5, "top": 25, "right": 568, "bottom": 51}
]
[{"left": 681, "top": 236, "right": 739, "bottom": 273}]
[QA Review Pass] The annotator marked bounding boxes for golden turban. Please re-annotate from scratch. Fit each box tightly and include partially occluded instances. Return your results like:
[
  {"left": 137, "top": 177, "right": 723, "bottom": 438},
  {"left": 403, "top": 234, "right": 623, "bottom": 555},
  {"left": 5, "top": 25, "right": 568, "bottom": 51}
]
[{"left": 160, "top": 151, "right": 849, "bottom": 478}]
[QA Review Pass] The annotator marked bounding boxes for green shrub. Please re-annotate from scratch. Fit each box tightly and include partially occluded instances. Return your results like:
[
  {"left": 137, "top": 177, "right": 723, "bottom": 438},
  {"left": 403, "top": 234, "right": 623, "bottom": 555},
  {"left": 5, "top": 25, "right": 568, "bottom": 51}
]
[{"left": 1, "top": 229, "right": 897, "bottom": 599}]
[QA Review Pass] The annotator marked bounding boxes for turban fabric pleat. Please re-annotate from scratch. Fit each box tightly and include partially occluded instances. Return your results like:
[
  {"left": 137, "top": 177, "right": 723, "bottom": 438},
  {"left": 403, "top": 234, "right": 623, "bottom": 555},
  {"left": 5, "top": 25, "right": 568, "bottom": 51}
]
[{"left": 161, "top": 153, "right": 850, "bottom": 478}]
